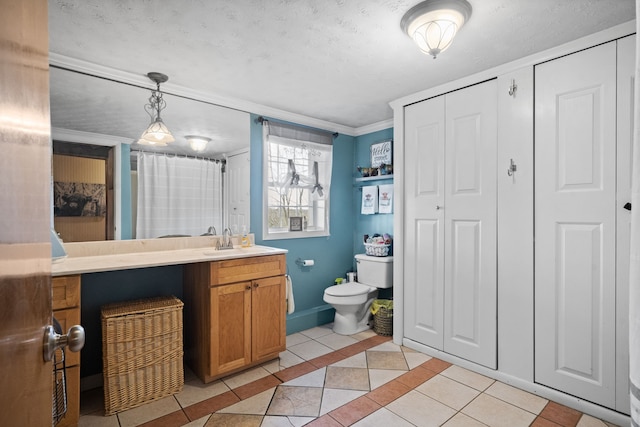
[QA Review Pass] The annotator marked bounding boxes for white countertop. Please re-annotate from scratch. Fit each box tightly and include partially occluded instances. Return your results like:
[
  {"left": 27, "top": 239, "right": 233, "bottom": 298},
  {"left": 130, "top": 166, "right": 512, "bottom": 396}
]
[{"left": 51, "top": 236, "right": 287, "bottom": 276}]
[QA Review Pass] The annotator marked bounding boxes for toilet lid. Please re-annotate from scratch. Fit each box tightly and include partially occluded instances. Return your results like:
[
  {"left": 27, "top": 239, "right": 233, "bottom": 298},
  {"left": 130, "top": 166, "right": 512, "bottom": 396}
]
[{"left": 325, "top": 282, "right": 371, "bottom": 297}]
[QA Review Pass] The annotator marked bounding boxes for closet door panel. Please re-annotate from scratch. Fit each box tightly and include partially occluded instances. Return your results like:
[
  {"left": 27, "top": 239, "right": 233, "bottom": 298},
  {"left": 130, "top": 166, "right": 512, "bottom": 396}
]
[
  {"left": 444, "top": 80, "right": 498, "bottom": 369},
  {"left": 404, "top": 96, "right": 445, "bottom": 348},
  {"left": 535, "top": 41, "right": 616, "bottom": 408}
]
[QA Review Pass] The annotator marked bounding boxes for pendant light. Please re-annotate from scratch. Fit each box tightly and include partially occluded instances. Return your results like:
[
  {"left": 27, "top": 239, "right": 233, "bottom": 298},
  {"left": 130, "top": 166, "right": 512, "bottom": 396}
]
[
  {"left": 137, "top": 72, "right": 175, "bottom": 146},
  {"left": 401, "top": 0, "right": 472, "bottom": 59}
]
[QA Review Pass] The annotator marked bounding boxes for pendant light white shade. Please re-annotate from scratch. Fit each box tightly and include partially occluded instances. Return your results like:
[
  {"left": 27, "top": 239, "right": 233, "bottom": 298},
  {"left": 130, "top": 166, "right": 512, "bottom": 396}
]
[
  {"left": 137, "top": 72, "right": 175, "bottom": 146},
  {"left": 401, "top": 0, "right": 472, "bottom": 58}
]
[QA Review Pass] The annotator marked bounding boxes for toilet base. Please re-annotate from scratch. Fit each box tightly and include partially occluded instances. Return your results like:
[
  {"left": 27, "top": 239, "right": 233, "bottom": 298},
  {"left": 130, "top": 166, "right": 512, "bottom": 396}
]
[{"left": 332, "top": 309, "right": 374, "bottom": 335}]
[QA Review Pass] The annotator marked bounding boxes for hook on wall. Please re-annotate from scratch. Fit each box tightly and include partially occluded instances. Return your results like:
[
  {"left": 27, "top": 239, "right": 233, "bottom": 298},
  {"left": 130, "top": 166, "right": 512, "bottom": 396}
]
[
  {"left": 508, "top": 79, "right": 517, "bottom": 97},
  {"left": 507, "top": 158, "right": 517, "bottom": 177}
]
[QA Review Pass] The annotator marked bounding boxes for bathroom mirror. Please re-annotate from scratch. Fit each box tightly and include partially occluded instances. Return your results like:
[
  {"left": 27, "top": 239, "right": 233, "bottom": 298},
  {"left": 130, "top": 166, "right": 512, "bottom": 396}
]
[{"left": 49, "top": 66, "right": 251, "bottom": 241}]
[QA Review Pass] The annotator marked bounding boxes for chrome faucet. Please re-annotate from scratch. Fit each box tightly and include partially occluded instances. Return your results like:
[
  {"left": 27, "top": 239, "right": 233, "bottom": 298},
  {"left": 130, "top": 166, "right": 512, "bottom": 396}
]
[
  {"left": 201, "top": 225, "right": 216, "bottom": 236},
  {"left": 217, "top": 227, "right": 234, "bottom": 250}
]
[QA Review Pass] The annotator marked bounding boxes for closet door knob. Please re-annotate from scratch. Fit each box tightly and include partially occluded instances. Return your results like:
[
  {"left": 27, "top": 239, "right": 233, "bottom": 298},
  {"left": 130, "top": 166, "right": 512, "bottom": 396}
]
[{"left": 436, "top": 205, "right": 443, "bottom": 210}]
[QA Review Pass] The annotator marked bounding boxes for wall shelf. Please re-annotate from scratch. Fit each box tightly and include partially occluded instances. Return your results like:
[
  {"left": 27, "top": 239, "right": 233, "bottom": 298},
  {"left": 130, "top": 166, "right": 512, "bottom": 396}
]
[{"left": 354, "top": 174, "right": 393, "bottom": 184}]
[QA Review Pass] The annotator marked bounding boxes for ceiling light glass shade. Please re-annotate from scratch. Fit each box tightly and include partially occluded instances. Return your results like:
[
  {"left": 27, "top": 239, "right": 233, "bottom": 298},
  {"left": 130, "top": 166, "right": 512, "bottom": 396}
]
[
  {"left": 137, "top": 118, "right": 175, "bottom": 146},
  {"left": 186, "top": 135, "right": 211, "bottom": 152},
  {"left": 401, "top": 0, "right": 472, "bottom": 58}
]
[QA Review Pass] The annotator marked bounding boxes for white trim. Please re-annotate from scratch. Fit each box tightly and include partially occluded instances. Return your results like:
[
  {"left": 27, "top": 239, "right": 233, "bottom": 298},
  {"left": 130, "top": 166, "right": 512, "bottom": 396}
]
[
  {"left": 353, "top": 119, "right": 394, "bottom": 136},
  {"left": 52, "top": 127, "right": 124, "bottom": 240}
]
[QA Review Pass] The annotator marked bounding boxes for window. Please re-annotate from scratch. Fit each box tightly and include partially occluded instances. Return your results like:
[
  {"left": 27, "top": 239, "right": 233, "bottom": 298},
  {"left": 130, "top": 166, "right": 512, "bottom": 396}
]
[{"left": 262, "top": 120, "right": 333, "bottom": 240}]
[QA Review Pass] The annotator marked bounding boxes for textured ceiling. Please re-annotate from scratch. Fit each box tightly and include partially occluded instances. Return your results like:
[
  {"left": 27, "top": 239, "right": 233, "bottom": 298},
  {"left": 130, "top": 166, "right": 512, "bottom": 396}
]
[{"left": 48, "top": 0, "right": 635, "bottom": 155}]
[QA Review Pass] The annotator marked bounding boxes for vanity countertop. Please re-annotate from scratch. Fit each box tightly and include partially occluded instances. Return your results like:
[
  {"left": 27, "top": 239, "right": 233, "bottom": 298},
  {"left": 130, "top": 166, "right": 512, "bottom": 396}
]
[{"left": 51, "top": 236, "right": 287, "bottom": 276}]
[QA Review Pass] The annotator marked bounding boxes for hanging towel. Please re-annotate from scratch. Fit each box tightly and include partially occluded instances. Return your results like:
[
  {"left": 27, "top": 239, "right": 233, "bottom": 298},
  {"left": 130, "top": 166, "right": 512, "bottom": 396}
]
[
  {"left": 286, "top": 274, "right": 295, "bottom": 314},
  {"left": 361, "top": 185, "right": 378, "bottom": 214},
  {"left": 378, "top": 184, "right": 394, "bottom": 214}
]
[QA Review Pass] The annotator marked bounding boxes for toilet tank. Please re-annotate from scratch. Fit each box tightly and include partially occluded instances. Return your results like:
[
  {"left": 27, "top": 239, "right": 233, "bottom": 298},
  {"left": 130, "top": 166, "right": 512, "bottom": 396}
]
[{"left": 355, "top": 254, "right": 393, "bottom": 288}]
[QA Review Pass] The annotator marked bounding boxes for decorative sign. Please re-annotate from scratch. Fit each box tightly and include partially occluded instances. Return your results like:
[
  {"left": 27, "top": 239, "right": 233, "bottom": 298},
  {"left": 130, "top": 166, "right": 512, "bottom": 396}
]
[
  {"left": 289, "top": 216, "right": 303, "bottom": 232},
  {"left": 370, "top": 140, "right": 392, "bottom": 168}
]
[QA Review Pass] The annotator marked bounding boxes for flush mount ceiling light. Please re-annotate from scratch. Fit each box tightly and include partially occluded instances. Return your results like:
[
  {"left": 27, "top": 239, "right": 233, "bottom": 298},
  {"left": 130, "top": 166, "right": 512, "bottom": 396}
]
[
  {"left": 401, "top": 0, "right": 472, "bottom": 59},
  {"left": 186, "top": 135, "right": 211, "bottom": 152},
  {"left": 137, "top": 72, "right": 175, "bottom": 146}
]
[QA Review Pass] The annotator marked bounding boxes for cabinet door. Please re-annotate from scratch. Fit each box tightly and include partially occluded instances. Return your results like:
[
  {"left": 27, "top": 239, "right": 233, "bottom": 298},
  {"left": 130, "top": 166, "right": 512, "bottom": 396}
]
[
  {"left": 209, "top": 281, "right": 252, "bottom": 376},
  {"left": 404, "top": 95, "right": 446, "bottom": 348},
  {"left": 252, "top": 275, "right": 286, "bottom": 360},
  {"left": 535, "top": 42, "right": 616, "bottom": 407},
  {"left": 443, "top": 80, "right": 497, "bottom": 369}
]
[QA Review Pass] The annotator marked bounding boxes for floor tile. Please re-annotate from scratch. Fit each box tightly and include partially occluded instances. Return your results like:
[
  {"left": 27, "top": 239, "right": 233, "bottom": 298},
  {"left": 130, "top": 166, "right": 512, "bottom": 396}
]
[
  {"left": 305, "top": 414, "right": 343, "bottom": 427},
  {"left": 366, "top": 378, "right": 411, "bottom": 406},
  {"left": 277, "top": 350, "right": 305, "bottom": 368},
  {"left": 299, "top": 325, "right": 335, "bottom": 340},
  {"left": 324, "top": 366, "right": 370, "bottom": 391},
  {"left": 316, "top": 332, "right": 359, "bottom": 350},
  {"left": 288, "top": 340, "right": 334, "bottom": 360},
  {"left": 216, "top": 387, "right": 276, "bottom": 415},
  {"left": 531, "top": 417, "right": 564, "bottom": 426},
  {"left": 274, "top": 361, "right": 317, "bottom": 383},
  {"left": 175, "top": 379, "right": 230, "bottom": 407},
  {"left": 261, "top": 415, "right": 316, "bottom": 426},
  {"left": 284, "top": 367, "right": 326, "bottom": 387},
  {"left": 385, "top": 389, "right": 457, "bottom": 427},
  {"left": 368, "top": 368, "right": 405, "bottom": 390},
  {"left": 204, "top": 413, "right": 262, "bottom": 426},
  {"left": 403, "top": 350, "right": 432, "bottom": 370},
  {"left": 286, "top": 332, "right": 312, "bottom": 347},
  {"left": 181, "top": 414, "right": 211, "bottom": 427},
  {"left": 366, "top": 350, "right": 409, "bottom": 370},
  {"left": 233, "top": 374, "right": 281, "bottom": 400},
  {"left": 442, "top": 412, "right": 489, "bottom": 427},
  {"left": 183, "top": 391, "right": 240, "bottom": 421},
  {"left": 352, "top": 407, "right": 416, "bottom": 426},
  {"left": 79, "top": 387, "right": 105, "bottom": 416},
  {"left": 538, "top": 401, "right": 583, "bottom": 426},
  {"left": 462, "top": 393, "right": 536, "bottom": 427},
  {"left": 351, "top": 328, "right": 377, "bottom": 341},
  {"left": 368, "top": 341, "right": 402, "bottom": 352},
  {"left": 577, "top": 414, "right": 616, "bottom": 427},
  {"left": 421, "top": 357, "right": 452, "bottom": 373},
  {"left": 328, "top": 396, "right": 381, "bottom": 426},
  {"left": 78, "top": 412, "right": 120, "bottom": 427},
  {"left": 485, "top": 381, "right": 548, "bottom": 414},
  {"left": 221, "top": 366, "right": 272, "bottom": 389},
  {"left": 266, "top": 385, "right": 323, "bottom": 417},
  {"left": 116, "top": 396, "right": 182, "bottom": 427},
  {"left": 416, "top": 374, "right": 480, "bottom": 410},
  {"left": 137, "top": 409, "right": 190, "bottom": 426},
  {"left": 395, "top": 366, "right": 437, "bottom": 389},
  {"left": 440, "top": 365, "right": 495, "bottom": 391},
  {"left": 308, "top": 350, "right": 347, "bottom": 368},
  {"left": 320, "top": 388, "right": 368, "bottom": 416},
  {"left": 330, "top": 351, "right": 368, "bottom": 368}
]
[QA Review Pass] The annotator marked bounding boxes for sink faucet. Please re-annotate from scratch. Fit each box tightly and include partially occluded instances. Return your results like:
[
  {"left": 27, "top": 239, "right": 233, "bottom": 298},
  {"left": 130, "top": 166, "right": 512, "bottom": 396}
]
[
  {"left": 218, "top": 227, "right": 233, "bottom": 250},
  {"left": 208, "top": 226, "right": 216, "bottom": 235}
]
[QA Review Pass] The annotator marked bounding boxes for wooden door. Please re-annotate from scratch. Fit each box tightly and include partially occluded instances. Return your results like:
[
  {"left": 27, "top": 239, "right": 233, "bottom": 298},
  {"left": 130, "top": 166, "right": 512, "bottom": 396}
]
[
  {"left": 209, "top": 281, "right": 251, "bottom": 376},
  {"left": 615, "top": 34, "right": 634, "bottom": 415},
  {"left": 443, "top": 80, "right": 498, "bottom": 369},
  {"left": 226, "top": 150, "right": 251, "bottom": 234},
  {"left": 535, "top": 42, "right": 617, "bottom": 407},
  {"left": 252, "top": 275, "right": 286, "bottom": 360},
  {"left": 0, "top": 0, "right": 53, "bottom": 425},
  {"left": 404, "top": 95, "right": 446, "bottom": 348}
]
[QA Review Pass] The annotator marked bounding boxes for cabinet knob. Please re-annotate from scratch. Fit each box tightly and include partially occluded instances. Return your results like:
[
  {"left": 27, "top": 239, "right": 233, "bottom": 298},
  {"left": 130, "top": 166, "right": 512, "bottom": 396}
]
[
  {"left": 253, "top": 283, "right": 259, "bottom": 288},
  {"left": 245, "top": 285, "right": 251, "bottom": 290}
]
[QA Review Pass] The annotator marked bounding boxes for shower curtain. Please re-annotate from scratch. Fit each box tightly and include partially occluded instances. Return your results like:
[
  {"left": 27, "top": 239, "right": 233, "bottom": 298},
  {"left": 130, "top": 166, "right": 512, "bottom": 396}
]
[
  {"left": 630, "top": 5, "right": 640, "bottom": 424},
  {"left": 136, "top": 152, "right": 222, "bottom": 239}
]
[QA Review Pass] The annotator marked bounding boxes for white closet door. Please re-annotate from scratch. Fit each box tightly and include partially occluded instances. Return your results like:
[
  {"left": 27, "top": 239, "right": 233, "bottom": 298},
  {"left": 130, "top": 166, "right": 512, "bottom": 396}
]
[
  {"left": 226, "top": 150, "right": 250, "bottom": 233},
  {"left": 443, "top": 80, "right": 498, "bottom": 369},
  {"left": 615, "top": 34, "right": 634, "bottom": 414},
  {"left": 535, "top": 42, "right": 616, "bottom": 407},
  {"left": 404, "top": 95, "right": 446, "bottom": 348}
]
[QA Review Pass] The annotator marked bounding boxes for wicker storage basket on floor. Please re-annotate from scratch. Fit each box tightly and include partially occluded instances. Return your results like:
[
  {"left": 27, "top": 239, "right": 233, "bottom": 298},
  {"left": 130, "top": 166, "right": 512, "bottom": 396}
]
[
  {"left": 101, "top": 296, "right": 184, "bottom": 415},
  {"left": 373, "top": 306, "right": 393, "bottom": 336}
]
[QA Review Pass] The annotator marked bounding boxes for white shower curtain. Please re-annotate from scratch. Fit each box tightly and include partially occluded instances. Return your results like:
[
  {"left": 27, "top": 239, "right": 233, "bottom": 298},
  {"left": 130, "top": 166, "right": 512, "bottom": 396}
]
[
  {"left": 630, "top": 7, "right": 640, "bottom": 424},
  {"left": 136, "top": 152, "right": 222, "bottom": 239}
]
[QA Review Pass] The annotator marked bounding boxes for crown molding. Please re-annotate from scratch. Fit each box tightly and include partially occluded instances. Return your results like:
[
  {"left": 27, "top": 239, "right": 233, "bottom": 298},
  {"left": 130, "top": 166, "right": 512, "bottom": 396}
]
[
  {"left": 49, "top": 53, "right": 389, "bottom": 138},
  {"left": 52, "top": 127, "right": 126, "bottom": 146}
]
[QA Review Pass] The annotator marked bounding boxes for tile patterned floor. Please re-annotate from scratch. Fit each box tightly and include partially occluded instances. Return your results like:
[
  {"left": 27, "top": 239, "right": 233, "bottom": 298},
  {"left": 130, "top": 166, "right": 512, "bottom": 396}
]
[{"left": 78, "top": 324, "right": 619, "bottom": 427}]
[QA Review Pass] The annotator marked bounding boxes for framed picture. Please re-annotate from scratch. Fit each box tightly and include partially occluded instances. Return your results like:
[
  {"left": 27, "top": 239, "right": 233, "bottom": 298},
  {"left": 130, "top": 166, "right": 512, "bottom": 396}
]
[
  {"left": 289, "top": 216, "right": 303, "bottom": 231},
  {"left": 370, "top": 139, "right": 392, "bottom": 168}
]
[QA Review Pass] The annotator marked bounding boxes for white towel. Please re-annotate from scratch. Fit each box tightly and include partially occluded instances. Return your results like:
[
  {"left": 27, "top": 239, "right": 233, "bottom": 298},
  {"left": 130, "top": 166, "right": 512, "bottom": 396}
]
[
  {"left": 361, "top": 185, "right": 378, "bottom": 214},
  {"left": 286, "top": 274, "right": 295, "bottom": 314},
  {"left": 378, "top": 184, "right": 393, "bottom": 214}
]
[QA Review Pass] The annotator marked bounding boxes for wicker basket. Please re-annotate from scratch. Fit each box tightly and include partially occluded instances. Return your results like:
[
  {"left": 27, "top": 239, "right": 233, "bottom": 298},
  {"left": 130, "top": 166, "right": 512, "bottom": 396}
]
[
  {"left": 101, "top": 296, "right": 184, "bottom": 415},
  {"left": 373, "top": 306, "right": 393, "bottom": 336},
  {"left": 364, "top": 243, "right": 390, "bottom": 257}
]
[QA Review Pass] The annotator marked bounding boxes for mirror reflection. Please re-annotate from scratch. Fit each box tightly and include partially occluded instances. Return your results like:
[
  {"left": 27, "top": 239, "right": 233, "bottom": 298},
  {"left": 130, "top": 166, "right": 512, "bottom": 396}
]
[{"left": 50, "top": 67, "right": 251, "bottom": 242}]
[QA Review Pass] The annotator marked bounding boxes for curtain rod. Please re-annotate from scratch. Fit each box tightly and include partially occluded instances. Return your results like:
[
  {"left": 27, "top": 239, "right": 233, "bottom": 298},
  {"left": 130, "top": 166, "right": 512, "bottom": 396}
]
[
  {"left": 256, "top": 116, "right": 339, "bottom": 138},
  {"left": 130, "top": 149, "right": 226, "bottom": 163}
]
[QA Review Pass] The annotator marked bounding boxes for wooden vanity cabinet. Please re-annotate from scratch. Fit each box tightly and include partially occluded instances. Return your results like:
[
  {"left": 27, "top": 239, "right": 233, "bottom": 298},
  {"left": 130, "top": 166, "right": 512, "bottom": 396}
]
[
  {"left": 52, "top": 275, "right": 81, "bottom": 427},
  {"left": 184, "top": 254, "right": 286, "bottom": 383}
]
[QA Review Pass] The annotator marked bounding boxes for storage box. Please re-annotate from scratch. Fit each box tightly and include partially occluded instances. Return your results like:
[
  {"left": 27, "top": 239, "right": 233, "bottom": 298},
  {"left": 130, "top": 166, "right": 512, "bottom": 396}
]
[{"left": 101, "top": 296, "right": 184, "bottom": 415}]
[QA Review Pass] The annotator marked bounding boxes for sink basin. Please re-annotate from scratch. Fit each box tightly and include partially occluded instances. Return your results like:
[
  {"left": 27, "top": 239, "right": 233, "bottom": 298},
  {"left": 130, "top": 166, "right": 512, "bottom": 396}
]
[{"left": 202, "top": 245, "right": 281, "bottom": 257}]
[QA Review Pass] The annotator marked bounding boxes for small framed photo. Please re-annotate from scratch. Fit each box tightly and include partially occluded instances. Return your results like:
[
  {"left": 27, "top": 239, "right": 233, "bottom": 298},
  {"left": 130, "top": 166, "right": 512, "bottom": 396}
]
[
  {"left": 289, "top": 216, "right": 303, "bottom": 231},
  {"left": 370, "top": 139, "right": 393, "bottom": 168}
]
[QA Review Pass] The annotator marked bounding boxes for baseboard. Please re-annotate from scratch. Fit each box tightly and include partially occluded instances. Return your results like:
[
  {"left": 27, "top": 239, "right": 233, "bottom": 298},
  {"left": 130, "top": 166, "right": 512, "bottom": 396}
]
[{"left": 286, "top": 304, "right": 335, "bottom": 335}]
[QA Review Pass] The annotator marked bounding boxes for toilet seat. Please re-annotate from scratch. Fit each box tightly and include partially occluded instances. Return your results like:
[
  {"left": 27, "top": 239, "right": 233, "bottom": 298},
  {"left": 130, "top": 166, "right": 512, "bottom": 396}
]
[{"left": 324, "top": 282, "right": 372, "bottom": 297}]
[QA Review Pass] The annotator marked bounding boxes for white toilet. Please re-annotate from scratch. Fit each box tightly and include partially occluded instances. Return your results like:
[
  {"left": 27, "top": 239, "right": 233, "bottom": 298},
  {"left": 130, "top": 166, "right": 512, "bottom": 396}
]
[{"left": 323, "top": 254, "right": 393, "bottom": 335}]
